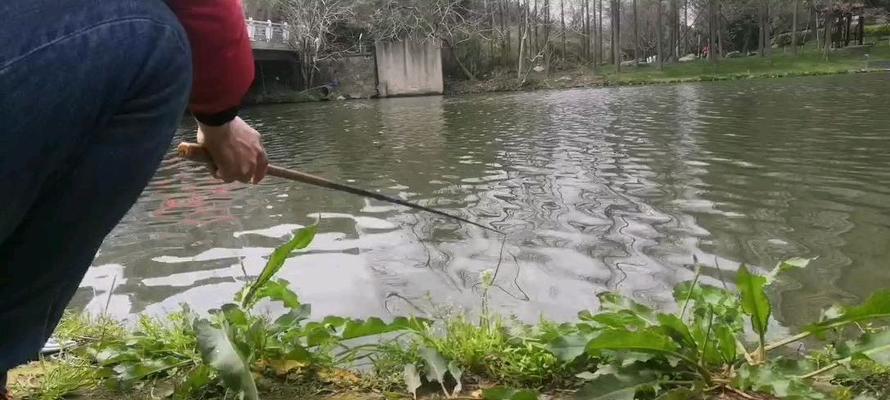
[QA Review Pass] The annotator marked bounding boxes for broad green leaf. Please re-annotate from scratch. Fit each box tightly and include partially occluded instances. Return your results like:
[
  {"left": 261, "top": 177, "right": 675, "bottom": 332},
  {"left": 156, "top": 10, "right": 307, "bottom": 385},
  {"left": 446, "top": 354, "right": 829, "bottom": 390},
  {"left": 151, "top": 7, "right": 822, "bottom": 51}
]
[
  {"left": 338, "top": 316, "right": 427, "bottom": 339},
  {"left": 736, "top": 363, "right": 824, "bottom": 399},
  {"left": 194, "top": 319, "right": 258, "bottom": 400},
  {"left": 586, "top": 329, "right": 681, "bottom": 359},
  {"left": 737, "top": 265, "right": 771, "bottom": 343},
  {"left": 807, "top": 290, "right": 890, "bottom": 333},
  {"left": 285, "top": 344, "right": 312, "bottom": 363},
  {"left": 419, "top": 347, "right": 449, "bottom": 384},
  {"left": 403, "top": 364, "right": 422, "bottom": 399},
  {"left": 591, "top": 311, "right": 652, "bottom": 330},
  {"left": 177, "top": 365, "right": 213, "bottom": 398},
  {"left": 546, "top": 333, "right": 593, "bottom": 362},
  {"left": 766, "top": 257, "right": 813, "bottom": 285},
  {"left": 242, "top": 225, "right": 317, "bottom": 308},
  {"left": 673, "top": 282, "right": 734, "bottom": 307},
  {"left": 251, "top": 279, "right": 301, "bottom": 310},
  {"left": 221, "top": 304, "right": 248, "bottom": 326},
  {"left": 834, "top": 330, "right": 890, "bottom": 368},
  {"left": 274, "top": 304, "right": 312, "bottom": 327},
  {"left": 576, "top": 364, "right": 661, "bottom": 400},
  {"left": 483, "top": 387, "right": 539, "bottom": 400},
  {"left": 715, "top": 324, "right": 737, "bottom": 363},
  {"left": 448, "top": 360, "right": 463, "bottom": 396},
  {"left": 598, "top": 293, "right": 657, "bottom": 324},
  {"left": 657, "top": 314, "right": 697, "bottom": 350}
]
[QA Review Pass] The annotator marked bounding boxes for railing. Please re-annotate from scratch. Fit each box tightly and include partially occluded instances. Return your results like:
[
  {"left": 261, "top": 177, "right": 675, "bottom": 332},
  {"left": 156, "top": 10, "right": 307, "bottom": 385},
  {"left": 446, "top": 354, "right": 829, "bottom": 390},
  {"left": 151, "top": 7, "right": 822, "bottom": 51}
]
[{"left": 246, "top": 18, "right": 290, "bottom": 48}]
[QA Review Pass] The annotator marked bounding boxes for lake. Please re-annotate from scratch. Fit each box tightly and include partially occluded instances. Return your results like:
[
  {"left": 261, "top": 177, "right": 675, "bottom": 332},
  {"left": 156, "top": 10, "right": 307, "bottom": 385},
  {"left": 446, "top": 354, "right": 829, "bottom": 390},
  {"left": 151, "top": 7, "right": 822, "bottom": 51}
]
[{"left": 76, "top": 73, "right": 890, "bottom": 330}]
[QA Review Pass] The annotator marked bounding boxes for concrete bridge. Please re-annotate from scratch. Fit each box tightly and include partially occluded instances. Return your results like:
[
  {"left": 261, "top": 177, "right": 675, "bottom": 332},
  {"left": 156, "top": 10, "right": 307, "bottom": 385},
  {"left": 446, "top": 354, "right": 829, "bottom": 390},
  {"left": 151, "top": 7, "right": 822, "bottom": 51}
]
[{"left": 246, "top": 18, "right": 292, "bottom": 52}]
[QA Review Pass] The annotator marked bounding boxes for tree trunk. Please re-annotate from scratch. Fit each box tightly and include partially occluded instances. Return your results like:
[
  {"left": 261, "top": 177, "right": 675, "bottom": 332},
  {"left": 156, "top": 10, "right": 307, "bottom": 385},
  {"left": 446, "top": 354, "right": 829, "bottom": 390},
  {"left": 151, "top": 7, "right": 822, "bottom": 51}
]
[
  {"left": 824, "top": 0, "right": 832, "bottom": 59},
  {"left": 598, "top": 0, "right": 604, "bottom": 68},
  {"left": 669, "top": 0, "right": 678, "bottom": 62},
  {"left": 518, "top": 3, "right": 527, "bottom": 79},
  {"left": 758, "top": 0, "right": 765, "bottom": 56},
  {"left": 708, "top": 0, "right": 718, "bottom": 63},
  {"left": 544, "top": 0, "right": 551, "bottom": 71},
  {"left": 585, "top": 0, "right": 591, "bottom": 61},
  {"left": 561, "top": 0, "right": 567, "bottom": 61},
  {"left": 656, "top": 0, "right": 663, "bottom": 70},
  {"left": 763, "top": 0, "right": 773, "bottom": 57},
  {"left": 611, "top": 0, "right": 620, "bottom": 71},
  {"left": 792, "top": 0, "right": 799, "bottom": 55},
  {"left": 531, "top": 0, "right": 541, "bottom": 54},
  {"left": 683, "top": 0, "right": 688, "bottom": 55},
  {"left": 633, "top": 0, "right": 639, "bottom": 65},
  {"left": 450, "top": 43, "right": 478, "bottom": 81}
]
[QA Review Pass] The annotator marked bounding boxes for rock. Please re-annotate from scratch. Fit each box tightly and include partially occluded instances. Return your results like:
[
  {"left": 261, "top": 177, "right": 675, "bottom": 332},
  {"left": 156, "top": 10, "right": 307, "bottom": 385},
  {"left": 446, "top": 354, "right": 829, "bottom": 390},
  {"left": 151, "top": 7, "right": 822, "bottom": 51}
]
[
  {"left": 533, "top": 65, "right": 545, "bottom": 72},
  {"left": 336, "top": 95, "right": 346, "bottom": 100},
  {"left": 679, "top": 54, "right": 697, "bottom": 62}
]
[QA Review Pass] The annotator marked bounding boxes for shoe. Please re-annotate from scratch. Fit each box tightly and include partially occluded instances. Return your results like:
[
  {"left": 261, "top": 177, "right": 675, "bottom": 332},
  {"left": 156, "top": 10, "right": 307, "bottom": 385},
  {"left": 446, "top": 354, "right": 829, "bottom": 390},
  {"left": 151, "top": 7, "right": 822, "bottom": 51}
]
[{"left": 40, "top": 337, "right": 76, "bottom": 355}]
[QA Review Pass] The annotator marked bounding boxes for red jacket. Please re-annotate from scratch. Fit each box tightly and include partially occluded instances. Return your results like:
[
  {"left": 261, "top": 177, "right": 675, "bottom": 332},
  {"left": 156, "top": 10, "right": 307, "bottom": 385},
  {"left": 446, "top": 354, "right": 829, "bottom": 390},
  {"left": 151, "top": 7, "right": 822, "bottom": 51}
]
[{"left": 166, "top": 0, "right": 255, "bottom": 124}]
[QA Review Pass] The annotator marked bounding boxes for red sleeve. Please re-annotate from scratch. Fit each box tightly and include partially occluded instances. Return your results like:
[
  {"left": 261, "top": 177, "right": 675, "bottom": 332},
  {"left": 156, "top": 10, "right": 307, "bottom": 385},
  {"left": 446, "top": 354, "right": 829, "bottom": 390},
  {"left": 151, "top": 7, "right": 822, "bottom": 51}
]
[{"left": 167, "top": 0, "right": 255, "bottom": 118}]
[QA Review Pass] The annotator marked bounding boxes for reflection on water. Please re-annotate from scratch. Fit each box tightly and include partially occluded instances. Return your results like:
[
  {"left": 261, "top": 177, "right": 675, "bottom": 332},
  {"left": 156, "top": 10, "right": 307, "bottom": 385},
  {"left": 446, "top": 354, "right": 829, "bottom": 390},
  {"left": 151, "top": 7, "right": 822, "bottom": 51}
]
[{"left": 76, "top": 74, "right": 890, "bottom": 328}]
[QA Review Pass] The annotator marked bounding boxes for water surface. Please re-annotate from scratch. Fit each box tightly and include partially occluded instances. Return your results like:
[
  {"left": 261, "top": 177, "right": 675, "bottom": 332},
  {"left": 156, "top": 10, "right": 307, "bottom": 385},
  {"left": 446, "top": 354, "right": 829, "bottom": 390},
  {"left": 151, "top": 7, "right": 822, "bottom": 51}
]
[{"left": 76, "top": 73, "right": 890, "bottom": 329}]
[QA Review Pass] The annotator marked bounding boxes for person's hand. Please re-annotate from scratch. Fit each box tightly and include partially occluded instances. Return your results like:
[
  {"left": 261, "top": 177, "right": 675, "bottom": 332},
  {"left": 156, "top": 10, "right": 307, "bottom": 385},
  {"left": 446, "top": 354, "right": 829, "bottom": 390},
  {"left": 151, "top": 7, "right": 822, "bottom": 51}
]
[{"left": 197, "top": 117, "right": 268, "bottom": 184}]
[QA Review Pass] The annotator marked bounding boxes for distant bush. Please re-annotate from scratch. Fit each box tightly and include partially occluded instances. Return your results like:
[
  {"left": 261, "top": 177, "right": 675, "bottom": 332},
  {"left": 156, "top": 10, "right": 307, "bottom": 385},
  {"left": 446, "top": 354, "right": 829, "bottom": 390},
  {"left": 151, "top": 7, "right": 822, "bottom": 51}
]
[{"left": 865, "top": 24, "right": 890, "bottom": 37}]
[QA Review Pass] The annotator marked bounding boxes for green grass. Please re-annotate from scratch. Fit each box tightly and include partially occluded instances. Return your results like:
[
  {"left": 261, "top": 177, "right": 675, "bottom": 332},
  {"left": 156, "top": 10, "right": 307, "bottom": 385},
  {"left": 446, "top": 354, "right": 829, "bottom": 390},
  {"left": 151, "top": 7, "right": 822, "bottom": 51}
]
[
  {"left": 599, "top": 43, "right": 890, "bottom": 86},
  {"left": 10, "top": 229, "right": 890, "bottom": 400}
]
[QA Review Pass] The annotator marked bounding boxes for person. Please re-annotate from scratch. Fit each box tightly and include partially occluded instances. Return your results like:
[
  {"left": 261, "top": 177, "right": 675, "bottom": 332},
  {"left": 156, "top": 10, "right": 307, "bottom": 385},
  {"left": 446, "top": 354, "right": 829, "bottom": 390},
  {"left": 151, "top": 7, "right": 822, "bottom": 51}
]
[{"left": 0, "top": 0, "right": 269, "bottom": 396}]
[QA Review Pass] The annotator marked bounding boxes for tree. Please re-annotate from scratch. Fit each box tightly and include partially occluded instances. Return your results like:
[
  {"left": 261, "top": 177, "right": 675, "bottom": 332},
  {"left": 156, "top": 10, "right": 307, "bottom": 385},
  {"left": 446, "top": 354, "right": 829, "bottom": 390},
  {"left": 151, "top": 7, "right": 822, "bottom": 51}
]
[
  {"left": 656, "top": 0, "right": 664, "bottom": 69},
  {"left": 634, "top": 0, "right": 640, "bottom": 64},
  {"left": 670, "top": 0, "right": 679, "bottom": 61},
  {"left": 599, "top": 0, "right": 604, "bottom": 67},
  {"left": 791, "top": 0, "right": 799, "bottom": 55},
  {"left": 370, "top": 0, "right": 485, "bottom": 80},
  {"left": 824, "top": 0, "right": 832, "bottom": 59},
  {"left": 707, "top": 0, "right": 718, "bottom": 63},
  {"left": 279, "top": 0, "right": 354, "bottom": 88},
  {"left": 561, "top": 0, "right": 567, "bottom": 60},
  {"left": 611, "top": 0, "right": 621, "bottom": 70}
]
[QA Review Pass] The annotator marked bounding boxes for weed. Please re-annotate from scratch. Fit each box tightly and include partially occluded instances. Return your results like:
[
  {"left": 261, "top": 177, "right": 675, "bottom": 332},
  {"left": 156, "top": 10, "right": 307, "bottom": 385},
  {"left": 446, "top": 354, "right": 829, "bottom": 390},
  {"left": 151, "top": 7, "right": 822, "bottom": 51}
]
[{"left": 14, "top": 227, "right": 890, "bottom": 400}]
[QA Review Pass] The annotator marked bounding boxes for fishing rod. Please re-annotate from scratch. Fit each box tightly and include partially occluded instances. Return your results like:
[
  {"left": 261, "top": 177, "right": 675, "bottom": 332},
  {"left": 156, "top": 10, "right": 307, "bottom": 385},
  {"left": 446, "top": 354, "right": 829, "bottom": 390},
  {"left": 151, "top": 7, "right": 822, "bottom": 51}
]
[{"left": 178, "top": 142, "right": 502, "bottom": 234}]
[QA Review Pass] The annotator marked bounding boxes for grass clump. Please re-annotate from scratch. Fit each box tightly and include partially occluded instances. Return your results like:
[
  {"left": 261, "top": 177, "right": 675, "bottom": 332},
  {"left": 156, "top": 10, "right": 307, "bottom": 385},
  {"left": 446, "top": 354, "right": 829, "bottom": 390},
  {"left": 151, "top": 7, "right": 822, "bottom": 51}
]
[{"left": 11, "top": 227, "right": 890, "bottom": 400}]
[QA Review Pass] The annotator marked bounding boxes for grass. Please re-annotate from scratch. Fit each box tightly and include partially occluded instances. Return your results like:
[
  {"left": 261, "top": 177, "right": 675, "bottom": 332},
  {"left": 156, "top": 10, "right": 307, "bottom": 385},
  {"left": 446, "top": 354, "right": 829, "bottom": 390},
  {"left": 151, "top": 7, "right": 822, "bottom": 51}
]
[
  {"left": 448, "top": 41, "right": 890, "bottom": 94},
  {"left": 600, "top": 44, "right": 890, "bottom": 85},
  {"left": 9, "top": 228, "right": 890, "bottom": 400}
]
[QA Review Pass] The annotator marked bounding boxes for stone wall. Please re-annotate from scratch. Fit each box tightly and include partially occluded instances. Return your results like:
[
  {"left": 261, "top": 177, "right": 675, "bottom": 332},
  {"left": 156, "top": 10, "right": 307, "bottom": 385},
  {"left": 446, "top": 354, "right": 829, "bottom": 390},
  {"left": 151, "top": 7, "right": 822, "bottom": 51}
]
[
  {"left": 375, "top": 40, "right": 444, "bottom": 97},
  {"left": 316, "top": 54, "right": 377, "bottom": 99}
]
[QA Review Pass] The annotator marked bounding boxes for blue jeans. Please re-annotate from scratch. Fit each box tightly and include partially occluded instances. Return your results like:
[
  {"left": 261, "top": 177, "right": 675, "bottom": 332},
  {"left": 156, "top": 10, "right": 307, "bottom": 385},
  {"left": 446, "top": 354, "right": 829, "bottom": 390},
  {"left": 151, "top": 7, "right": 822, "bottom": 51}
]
[{"left": 0, "top": 0, "right": 191, "bottom": 373}]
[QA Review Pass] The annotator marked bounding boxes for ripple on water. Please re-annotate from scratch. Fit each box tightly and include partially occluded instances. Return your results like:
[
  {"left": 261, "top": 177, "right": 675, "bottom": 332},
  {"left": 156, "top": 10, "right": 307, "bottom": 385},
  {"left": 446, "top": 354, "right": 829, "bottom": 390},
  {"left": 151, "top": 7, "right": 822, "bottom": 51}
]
[{"left": 82, "top": 74, "right": 890, "bottom": 328}]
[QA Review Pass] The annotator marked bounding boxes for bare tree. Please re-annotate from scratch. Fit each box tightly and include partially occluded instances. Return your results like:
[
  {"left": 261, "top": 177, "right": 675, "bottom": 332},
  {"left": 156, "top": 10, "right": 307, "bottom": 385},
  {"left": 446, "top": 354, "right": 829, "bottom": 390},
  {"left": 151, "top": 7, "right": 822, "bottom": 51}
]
[
  {"left": 824, "top": 0, "right": 832, "bottom": 59},
  {"left": 634, "top": 0, "right": 640, "bottom": 64},
  {"left": 611, "top": 0, "right": 621, "bottom": 70},
  {"left": 561, "top": 0, "right": 567, "bottom": 60},
  {"left": 371, "top": 0, "right": 486, "bottom": 80},
  {"left": 279, "top": 0, "right": 353, "bottom": 88},
  {"left": 599, "top": 0, "right": 604, "bottom": 66},
  {"left": 708, "top": 0, "right": 718, "bottom": 63},
  {"left": 791, "top": 0, "right": 799, "bottom": 55},
  {"left": 670, "top": 0, "right": 679, "bottom": 61},
  {"left": 655, "top": 0, "right": 664, "bottom": 71}
]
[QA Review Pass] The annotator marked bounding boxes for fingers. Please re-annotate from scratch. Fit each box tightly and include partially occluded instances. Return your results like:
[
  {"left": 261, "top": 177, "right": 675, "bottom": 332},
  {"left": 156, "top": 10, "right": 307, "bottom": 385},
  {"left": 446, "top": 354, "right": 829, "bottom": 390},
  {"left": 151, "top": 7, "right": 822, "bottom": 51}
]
[
  {"left": 213, "top": 150, "right": 266, "bottom": 184},
  {"left": 252, "top": 152, "right": 269, "bottom": 184},
  {"left": 198, "top": 117, "right": 268, "bottom": 185}
]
